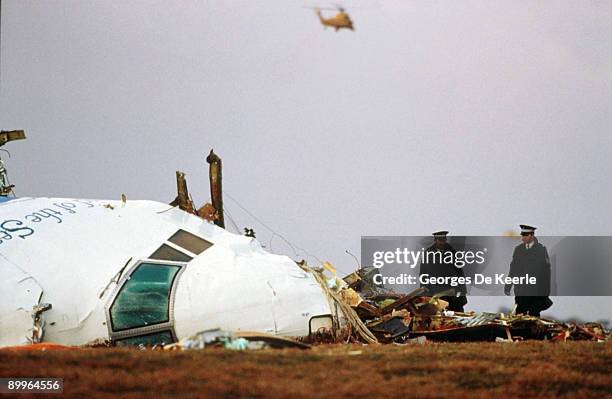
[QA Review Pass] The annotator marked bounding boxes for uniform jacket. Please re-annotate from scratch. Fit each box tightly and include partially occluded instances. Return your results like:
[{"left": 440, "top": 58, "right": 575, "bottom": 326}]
[
  {"left": 419, "top": 243, "right": 467, "bottom": 296},
  {"left": 508, "top": 239, "right": 551, "bottom": 296}
]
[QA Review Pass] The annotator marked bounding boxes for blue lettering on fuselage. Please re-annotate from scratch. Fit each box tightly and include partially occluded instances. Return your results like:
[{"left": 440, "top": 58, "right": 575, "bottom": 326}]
[{"left": 0, "top": 200, "right": 95, "bottom": 245}]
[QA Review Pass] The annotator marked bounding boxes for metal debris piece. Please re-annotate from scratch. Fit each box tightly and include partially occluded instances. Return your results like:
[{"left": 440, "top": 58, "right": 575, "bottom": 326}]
[
  {"left": 370, "top": 316, "right": 411, "bottom": 339},
  {"left": 356, "top": 301, "right": 381, "bottom": 319},
  {"left": 29, "top": 303, "right": 52, "bottom": 344},
  {"left": 453, "top": 312, "right": 500, "bottom": 327},
  {"left": 343, "top": 271, "right": 361, "bottom": 288},
  {"left": 170, "top": 171, "right": 196, "bottom": 214},
  {"left": 379, "top": 287, "right": 425, "bottom": 315},
  {"left": 197, "top": 202, "right": 219, "bottom": 222},
  {"left": 339, "top": 288, "right": 363, "bottom": 307},
  {"left": 195, "top": 202, "right": 216, "bottom": 222},
  {"left": 206, "top": 150, "right": 225, "bottom": 228},
  {"left": 234, "top": 331, "right": 311, "bottom": 349},
  {"left": 0, "top": 130, "right": 26, "bottom": 196},
  {"left": 0, "top": 159, "right": 14, "bottom": 196},
  {"left": 0, "top": 130, "right": 26, "bottom": 147}
]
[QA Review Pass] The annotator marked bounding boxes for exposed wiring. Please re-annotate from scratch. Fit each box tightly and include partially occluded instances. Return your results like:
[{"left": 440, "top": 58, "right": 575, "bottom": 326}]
[
  {"left": 222, "top": 204, "right": 241, "bottom": 234},
  {"left": 345, "top": 249, "right": 361, "bottom": 270},
  {"left": 224, "top": 190, "right": 323, "bottom": 264},
  {"left": 156, "top": 205, "right": 177, "bottom": 214}
]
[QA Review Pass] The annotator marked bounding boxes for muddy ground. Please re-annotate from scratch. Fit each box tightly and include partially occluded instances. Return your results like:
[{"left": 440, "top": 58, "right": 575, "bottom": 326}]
[{"left": 0, "top": 342, "right": 610, "bottom": 398}]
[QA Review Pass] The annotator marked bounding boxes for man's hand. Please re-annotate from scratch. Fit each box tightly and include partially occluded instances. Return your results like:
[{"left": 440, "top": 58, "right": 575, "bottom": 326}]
[{"left": 504, "top": 284, "right": 512, "bottom": 296}]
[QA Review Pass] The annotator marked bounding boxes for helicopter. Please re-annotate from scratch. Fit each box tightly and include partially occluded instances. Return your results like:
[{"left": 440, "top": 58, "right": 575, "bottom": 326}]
[{"left": 306, "top": 5, "right": 354, "bottom": 31}]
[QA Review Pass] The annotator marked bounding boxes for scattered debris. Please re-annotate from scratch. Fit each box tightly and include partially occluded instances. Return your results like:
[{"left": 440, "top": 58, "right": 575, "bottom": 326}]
[
  {"left": 234, "top": 331, "right": 311, "bottom": 349},
  {"left": 164, "top": 329, "right": 311, "bottom": 351},
  {"left": 299, "top": 260, "right": 379, "bottom": 344},
  {"left": 308, "top": 263, "right": 610, "bottom": 344}
]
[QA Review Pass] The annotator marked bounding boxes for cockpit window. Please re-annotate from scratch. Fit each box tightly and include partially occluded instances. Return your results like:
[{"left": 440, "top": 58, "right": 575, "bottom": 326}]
[
  {"left": 168, "top": 229, "right": 213, "bottom": 255},
  {"left": 150, "top": 244, "right": 193, "bottom": 262},
  {"left": 110, "top": 263, "right": 180, "bottom": 331}
]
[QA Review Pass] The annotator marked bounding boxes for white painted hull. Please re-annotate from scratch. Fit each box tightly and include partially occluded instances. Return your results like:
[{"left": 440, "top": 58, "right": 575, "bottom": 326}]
[{"left": 0, "top": 197, "right": 337, "bottom": 347}]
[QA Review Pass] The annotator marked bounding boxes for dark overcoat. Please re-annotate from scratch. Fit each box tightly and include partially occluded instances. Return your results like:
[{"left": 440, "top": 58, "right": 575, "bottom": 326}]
[
  {"left": 508, "top": 239, "right": 553, "bottom": 313},
  {"left": 419, "top": 243, "right": 467, "bottom": 297}
]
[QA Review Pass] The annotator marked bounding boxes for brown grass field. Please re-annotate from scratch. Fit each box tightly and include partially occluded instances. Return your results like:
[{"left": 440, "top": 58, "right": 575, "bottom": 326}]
[{"left": 1, "top": 342, "right": 610, "bottom": 398}]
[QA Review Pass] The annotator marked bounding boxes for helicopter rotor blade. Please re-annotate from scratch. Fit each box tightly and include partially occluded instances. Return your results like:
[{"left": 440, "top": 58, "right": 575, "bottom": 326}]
[
  {"left": 303, "top": 6, "right": 341, "bottom": 11},
  {"left": 304, "top": 2, "right": 378, "bottom": 11}
]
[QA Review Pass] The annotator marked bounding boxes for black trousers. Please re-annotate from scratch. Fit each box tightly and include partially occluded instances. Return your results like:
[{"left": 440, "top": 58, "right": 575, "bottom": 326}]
[{"left": 515, "top": 296, "right": 552, "bottom": 317}]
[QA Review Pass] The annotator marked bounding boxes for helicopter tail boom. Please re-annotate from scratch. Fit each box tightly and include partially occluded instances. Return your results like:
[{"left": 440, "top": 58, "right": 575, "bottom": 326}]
[{"left": 315, "top": 9, "right": 326, "bottom": 25}]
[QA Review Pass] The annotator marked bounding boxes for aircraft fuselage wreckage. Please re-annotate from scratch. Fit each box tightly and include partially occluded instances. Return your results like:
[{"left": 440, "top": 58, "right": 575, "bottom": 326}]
[
  {"left": 0, "top": 135, "right": 342, "bottom": 348},
  {"left": 0, "top": 197, "right": 345, "bottom": 347}
]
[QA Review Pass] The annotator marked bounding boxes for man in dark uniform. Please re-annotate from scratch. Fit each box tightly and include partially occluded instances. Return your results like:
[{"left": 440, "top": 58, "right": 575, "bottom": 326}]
[
  {"left": 419, "top": 231, "right": 468, "bottom": 312},
  {"left": 504, "top": 225, "right": 553, "bottom": 317}
]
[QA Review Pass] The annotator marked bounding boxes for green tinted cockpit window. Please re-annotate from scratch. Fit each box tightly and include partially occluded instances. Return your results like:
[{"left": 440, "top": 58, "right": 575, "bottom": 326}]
[{"left": 110, "top": 263, "right": 180, "bottom": 331}]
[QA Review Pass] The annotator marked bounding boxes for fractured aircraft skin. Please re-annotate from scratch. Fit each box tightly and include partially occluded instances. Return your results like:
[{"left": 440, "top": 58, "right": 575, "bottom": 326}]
[{"left": 0, "top": 197, "right": 341, "bottom": 347}]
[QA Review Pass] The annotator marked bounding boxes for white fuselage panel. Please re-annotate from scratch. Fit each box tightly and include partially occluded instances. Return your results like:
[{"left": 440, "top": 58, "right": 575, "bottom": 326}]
[{"left": 0, "top": 198, "right": 334, "bottom": 346}]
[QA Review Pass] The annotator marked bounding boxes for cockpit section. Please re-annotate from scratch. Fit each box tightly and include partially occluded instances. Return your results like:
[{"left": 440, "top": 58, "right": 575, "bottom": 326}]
[{"left": 105, "top": 229, "right": 213, "bottom": 346}]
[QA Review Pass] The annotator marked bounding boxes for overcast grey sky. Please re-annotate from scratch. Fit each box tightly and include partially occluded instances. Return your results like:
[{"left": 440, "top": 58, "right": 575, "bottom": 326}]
[{"left": 1, "top": 1, "right": 611, "bottom": 320}]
